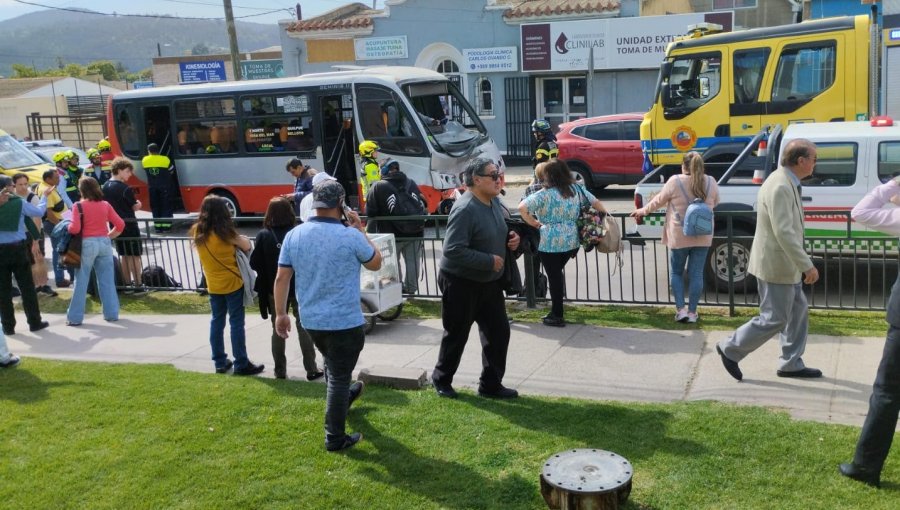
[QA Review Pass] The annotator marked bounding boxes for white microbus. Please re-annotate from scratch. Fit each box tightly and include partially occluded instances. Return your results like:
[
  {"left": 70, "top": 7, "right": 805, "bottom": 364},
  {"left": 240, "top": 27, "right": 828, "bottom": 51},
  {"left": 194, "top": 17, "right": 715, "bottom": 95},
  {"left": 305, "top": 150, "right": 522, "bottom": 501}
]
[{"left": 107, "top": 66, "right": 503, "bottom": 215}]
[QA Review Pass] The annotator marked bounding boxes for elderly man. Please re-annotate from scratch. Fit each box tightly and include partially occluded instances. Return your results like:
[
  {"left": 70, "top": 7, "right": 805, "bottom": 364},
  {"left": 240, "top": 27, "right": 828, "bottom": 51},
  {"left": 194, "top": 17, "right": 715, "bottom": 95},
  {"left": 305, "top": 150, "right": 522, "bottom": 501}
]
[
  {"left": 0, "top": 175, "right": 52, "bottom": 336},
  {"left": 715, "top": 138, "right": 822, "bottom": 381},
  {"left": 274, "top": 179, "right": 382, "bottom": 452},
  {"left": 431, "top": 157, "right": 521, "bottom": 399}
]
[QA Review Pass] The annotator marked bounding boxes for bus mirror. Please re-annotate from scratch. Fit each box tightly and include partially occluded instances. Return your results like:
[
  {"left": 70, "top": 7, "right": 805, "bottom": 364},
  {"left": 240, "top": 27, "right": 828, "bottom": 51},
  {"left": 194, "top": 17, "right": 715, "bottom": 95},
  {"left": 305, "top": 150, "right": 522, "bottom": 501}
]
[
  {"left": 699, "top": 77, "right": 710, "bottom": 98},
  {"left": 661, "top": 83, "right": 672, "bottom": 106}
]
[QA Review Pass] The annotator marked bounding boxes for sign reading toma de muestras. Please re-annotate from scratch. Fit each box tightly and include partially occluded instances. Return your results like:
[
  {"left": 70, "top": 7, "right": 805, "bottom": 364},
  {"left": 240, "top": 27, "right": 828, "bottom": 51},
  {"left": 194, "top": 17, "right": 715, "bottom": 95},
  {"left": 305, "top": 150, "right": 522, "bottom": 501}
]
[
  {"left": 179, "top": 60, "right": 227, "bottom": 83},
  {"left": 463, "top": 47, "right": 518, "bottom": 73},
  {"left": 354, "top": 36, "right": 408, "bottom": 60},
  {"left": 521, "top": 12, "right": 733, "bottom": 72}
]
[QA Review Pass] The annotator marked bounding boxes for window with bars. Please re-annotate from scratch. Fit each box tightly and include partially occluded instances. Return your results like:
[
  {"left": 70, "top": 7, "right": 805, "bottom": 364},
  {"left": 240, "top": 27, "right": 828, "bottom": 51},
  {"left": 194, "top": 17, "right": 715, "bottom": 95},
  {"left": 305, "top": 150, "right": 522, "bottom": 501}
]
[{"left": 476, "top": 78, "right": 493, "bottom": 116}]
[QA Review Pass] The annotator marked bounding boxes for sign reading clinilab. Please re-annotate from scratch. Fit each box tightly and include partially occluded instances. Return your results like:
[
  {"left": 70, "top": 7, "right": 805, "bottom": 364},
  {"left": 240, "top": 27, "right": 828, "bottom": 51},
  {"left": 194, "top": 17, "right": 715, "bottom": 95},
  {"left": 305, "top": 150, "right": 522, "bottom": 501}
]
[
  {"left": 521, "top": 12, "right": 733, "bottom": 72},
  {"left": 240, "top": 59, "right": 285, "bottom": 80},
  {"left": 179, "top": 60, "right": 227, "bottom": 83},
  {"left": 354, "top": 36, "right": 408, "bottom": 60},
  {"left": 463, "top": 47, "right": 518, "bottom": 73}
]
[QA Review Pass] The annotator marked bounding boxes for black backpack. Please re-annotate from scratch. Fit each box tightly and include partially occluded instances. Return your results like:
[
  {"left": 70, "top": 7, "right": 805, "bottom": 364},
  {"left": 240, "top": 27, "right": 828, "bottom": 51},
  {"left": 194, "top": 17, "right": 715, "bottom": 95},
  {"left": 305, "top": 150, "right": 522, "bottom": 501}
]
[
  {"left": 141, "top": 265, "right": 182, "bottom": 289},
  {"left": 387, "top": 180, "right": 426, "bottom": 235}
]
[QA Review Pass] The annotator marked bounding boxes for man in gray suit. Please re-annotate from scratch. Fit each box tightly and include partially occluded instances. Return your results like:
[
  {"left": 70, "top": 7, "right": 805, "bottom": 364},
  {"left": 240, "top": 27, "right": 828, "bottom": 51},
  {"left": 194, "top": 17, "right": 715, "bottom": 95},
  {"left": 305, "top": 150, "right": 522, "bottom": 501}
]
[{"left": 715, "top": 138, "right": 822, "bottom": 381}]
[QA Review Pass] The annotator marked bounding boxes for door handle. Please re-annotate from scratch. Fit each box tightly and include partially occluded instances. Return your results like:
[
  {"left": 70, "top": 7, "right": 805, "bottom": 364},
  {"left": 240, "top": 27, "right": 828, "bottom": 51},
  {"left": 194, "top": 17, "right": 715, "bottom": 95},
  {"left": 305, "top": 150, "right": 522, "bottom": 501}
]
[
  {"left": 801, "top": 196, "right": 812, "bottom": 202},
  {"left": 742, "top": 123, "right": 754, "bottom": 130}
]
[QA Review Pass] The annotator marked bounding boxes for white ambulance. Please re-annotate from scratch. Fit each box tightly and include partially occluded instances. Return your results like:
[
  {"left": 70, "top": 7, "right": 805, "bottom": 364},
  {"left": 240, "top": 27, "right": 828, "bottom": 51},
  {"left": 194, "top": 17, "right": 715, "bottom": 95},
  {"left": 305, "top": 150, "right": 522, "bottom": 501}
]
[{"left": 633, "top": 118, "right": 900, "bottom": 291}]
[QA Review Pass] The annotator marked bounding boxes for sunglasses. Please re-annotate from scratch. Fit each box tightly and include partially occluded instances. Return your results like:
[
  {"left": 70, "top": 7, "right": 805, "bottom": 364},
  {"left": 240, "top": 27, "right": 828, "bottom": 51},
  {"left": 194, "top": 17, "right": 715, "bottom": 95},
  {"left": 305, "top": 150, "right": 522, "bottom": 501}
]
[{"left": 477, "top": 171, "right": 502, "bottom": 181}]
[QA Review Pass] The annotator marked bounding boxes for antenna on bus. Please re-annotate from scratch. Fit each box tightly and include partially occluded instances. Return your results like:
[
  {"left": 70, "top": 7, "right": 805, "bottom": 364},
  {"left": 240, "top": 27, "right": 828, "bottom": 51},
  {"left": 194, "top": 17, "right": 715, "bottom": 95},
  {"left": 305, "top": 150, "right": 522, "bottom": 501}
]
[
  {"left": 332, "top": 65, "right": 368, "bottom": 71},
  {"left": 685, "top": 23, "right": 723, "bottom": 38}
]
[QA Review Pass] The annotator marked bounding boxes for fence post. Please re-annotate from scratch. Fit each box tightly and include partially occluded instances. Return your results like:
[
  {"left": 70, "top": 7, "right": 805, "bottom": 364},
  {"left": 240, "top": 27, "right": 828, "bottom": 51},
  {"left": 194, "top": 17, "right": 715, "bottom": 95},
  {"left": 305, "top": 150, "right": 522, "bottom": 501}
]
[
  {"left": 523, "top": 251, "right": 537, "bottom": 308},
  {"left": 726, "top": 213, "right": 736, "bottom": 317}
]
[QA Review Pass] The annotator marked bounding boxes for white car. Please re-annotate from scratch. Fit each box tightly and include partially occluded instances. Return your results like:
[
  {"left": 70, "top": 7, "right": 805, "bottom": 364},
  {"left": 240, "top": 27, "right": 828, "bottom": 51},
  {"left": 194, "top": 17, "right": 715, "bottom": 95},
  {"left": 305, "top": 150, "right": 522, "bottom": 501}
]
[{"left": 23, "top": 140, "right": 90, "bottom": 172}]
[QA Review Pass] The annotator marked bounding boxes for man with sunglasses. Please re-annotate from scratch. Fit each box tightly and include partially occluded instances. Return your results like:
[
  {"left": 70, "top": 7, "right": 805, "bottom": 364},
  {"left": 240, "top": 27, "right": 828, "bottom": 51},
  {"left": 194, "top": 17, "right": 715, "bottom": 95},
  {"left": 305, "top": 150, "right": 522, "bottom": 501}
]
[
  {"left": 716, "top": 138, "right": 822, "bottom": 381},
  {"left": 432, "top": 158, "right": 521, "bottom": 399}
]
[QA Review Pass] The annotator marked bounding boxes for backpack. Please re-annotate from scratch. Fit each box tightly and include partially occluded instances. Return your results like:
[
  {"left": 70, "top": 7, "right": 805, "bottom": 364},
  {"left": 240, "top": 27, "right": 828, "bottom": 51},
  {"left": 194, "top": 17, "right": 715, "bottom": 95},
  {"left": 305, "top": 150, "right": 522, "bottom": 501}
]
[
  {"left": 141, "top": 265, "right": 182, "bottom": 289},
  {"left": 386, "top": 180, "right": 427, "bottom": 236},
  {"left": 675, "top": 176, "right": 714, "bottom": 236}
]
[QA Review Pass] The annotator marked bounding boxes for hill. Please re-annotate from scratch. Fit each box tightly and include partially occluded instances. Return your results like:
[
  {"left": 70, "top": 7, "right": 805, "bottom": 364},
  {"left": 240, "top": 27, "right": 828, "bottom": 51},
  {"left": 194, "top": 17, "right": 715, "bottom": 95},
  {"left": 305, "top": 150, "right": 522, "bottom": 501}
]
[{"left": 0, "top": 8, "right": 283, "bottom": 77}]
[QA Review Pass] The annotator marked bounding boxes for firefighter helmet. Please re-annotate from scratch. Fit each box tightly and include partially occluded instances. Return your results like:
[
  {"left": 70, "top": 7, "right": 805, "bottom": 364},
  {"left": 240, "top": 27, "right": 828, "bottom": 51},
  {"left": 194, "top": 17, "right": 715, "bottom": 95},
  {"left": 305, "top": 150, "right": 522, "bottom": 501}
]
[
  {"left": 358, "top": 140, "right": 379, "bottom": 158},
  {"left": 97, "top": 139, "right": 111, "bottom": 151},
  {"left": 52, "top": 151, "right": 68, "bottom": 163},
  {"left": 86, "top": 148, "right": 101, "bottom": 160},
  {"left": 531, "top": 119, "right": 552, "bottom": 134}
]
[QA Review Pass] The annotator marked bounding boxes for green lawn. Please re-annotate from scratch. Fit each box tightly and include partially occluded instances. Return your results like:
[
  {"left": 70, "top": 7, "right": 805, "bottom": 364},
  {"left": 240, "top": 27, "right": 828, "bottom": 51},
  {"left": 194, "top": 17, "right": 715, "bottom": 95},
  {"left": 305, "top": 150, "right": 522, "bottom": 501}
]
[
  {"left": 1, "top": 360, "right": 897, "bottom": 509},
  {"left": 23, "top": 292, "right": 890, "bottom": 338}
]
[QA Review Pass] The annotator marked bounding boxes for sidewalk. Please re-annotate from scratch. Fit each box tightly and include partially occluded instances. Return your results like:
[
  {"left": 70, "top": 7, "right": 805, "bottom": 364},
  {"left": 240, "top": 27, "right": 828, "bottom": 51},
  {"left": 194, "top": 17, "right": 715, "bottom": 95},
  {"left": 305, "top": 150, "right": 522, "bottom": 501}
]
[{"left": 3, "top": 312, "right": 883, "bottom": 428}]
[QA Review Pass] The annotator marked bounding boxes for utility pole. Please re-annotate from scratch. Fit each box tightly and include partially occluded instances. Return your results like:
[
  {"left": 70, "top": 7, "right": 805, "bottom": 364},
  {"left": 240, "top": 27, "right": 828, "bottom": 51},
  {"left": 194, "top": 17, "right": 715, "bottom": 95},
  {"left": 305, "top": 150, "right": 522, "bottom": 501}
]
[{"left": 223, "top": 0, "right": 242, "bottom": 80}]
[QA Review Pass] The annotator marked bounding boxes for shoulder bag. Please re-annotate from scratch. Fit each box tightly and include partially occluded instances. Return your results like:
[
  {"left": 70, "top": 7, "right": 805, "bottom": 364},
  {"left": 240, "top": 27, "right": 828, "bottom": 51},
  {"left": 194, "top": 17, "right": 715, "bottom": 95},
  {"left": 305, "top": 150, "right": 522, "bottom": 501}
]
[{"left": 61, "top": 203, "right": 83, "bottom": 269}]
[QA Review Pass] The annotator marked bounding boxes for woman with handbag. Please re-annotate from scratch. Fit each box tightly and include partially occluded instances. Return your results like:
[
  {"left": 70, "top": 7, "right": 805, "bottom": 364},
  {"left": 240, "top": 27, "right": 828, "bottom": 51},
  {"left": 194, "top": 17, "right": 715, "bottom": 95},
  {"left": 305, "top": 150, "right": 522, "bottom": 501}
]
[
  {"left": 250, "top": 197, "right": 323, "bottom": 380},
  {"left": 631, "top": 151, "right": 720, "bottom": 323},
  {"left": 518, "top": 160, "right": 608, "bottom": 327},
  {"left": 191, "top": 196, "right": 264, "bottom": 376},
  {"left": 66, "top": 177, "right": 124, "bottom": 326}
]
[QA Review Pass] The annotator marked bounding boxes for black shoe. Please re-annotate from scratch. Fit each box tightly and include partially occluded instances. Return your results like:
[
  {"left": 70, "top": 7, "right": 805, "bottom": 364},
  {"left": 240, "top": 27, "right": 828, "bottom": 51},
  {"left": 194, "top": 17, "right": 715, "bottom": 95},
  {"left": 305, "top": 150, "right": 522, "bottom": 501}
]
[
  {"left": 215, "top": 360, "right": 234, "bottom": 374},
  {"left": 233, "top": 362, "right": 264, "bottom": 376},
  {"left": 38, "top": 285, "right": 58, "bottom": 297},
  {"left": 433, "top": 379, "right": 458, "bottom": 399},
  {"left": 29, "top": 321, "right": 49, "bottom": 332},
  {"left": 542, "top": 315, "right": 565, "bottom": 327},
  {"left": 716, "top": 345, "right": 743, "bottom": 381},
  {"left": 478, "top": 386, "right": 519, "bottom": 399},
  {"left": 11, "top": 287, "right": 20, "bottom": 298},
  {"left": 306, "top": 370, "right": 325, "bottom": 381},
  {"left": 348, "top": 381, "right": 365, "bottom": 407},
  {"left": 838, "top": 463, "right": 880, "bottom": 488},
  {"left": 777, "top": 367, "right": 823, "bottom": 378},
  {"left": 2, "top": 327, "right": 13, "bottom": 336},
  {"left": 326, "top": 432, "right": 362, "bottom": 452}
]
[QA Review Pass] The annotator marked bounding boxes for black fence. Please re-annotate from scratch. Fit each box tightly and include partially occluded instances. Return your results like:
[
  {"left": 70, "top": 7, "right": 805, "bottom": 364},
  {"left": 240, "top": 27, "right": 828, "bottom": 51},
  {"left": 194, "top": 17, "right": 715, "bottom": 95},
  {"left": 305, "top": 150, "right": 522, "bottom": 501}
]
[{"left": 121, "top": 211, "right": 898, "bottom": 314}]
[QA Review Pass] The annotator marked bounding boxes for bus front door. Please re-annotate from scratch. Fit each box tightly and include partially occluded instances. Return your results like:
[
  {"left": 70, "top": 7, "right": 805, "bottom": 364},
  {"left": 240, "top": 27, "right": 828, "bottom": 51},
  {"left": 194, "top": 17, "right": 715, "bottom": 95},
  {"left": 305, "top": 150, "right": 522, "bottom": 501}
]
[{"left": 318, "top": 93, "right": 357, "bottom": 207}]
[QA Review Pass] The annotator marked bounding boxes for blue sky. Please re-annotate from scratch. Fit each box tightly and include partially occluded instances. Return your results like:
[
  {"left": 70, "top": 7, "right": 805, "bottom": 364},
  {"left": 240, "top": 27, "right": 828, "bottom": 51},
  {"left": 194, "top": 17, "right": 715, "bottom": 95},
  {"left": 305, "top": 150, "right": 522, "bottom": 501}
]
[{"left": 0, "top": 0, "right": 383, "bottom": 25}]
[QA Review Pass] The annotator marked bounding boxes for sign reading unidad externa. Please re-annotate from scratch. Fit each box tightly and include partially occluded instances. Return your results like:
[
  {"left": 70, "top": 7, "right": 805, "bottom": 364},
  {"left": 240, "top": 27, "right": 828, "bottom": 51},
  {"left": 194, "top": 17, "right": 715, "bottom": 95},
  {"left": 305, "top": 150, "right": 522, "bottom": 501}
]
[
  {"left": 463, "top": 47, "right": 518, "bottom": 73},
  {"left": 179, "top": 60, "right": 227, "bottom": 83},
  {"left": 355, "top": 36, "right": 407, "bottom": 60},
  {"left": 521, "top": 12, "right": 733, "bottom": 72}
]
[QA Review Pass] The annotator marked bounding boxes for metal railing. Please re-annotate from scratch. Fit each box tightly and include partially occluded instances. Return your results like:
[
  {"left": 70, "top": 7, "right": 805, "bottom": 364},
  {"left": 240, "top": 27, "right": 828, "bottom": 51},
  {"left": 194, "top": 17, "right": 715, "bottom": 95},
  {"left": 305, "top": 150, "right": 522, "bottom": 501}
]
[{"left": 119, "top": 211, "right": 898, "bottom": 313}]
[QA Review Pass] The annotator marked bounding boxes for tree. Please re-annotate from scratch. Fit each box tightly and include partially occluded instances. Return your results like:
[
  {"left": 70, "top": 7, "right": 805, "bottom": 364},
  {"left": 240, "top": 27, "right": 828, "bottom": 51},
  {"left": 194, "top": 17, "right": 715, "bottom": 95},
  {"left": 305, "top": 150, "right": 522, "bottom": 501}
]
[
  {"left": 86, "top": 60, "right": 119, "bottom": 81},
  {"left": 191, "top": 43, "right": 210, "bottom": 56},
  {"left": 11, "top": 64, "right": 38, "bottom": 78},
  {"left": 63, "top": 63, "right": 85, "bottom": 77}
]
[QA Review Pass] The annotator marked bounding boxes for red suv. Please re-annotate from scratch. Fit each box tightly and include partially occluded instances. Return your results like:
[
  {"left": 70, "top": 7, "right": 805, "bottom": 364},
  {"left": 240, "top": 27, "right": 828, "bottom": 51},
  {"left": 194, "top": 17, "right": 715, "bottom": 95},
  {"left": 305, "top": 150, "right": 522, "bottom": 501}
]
[{"left": 556, "top": 113, "right": 644, "bottom": 188}]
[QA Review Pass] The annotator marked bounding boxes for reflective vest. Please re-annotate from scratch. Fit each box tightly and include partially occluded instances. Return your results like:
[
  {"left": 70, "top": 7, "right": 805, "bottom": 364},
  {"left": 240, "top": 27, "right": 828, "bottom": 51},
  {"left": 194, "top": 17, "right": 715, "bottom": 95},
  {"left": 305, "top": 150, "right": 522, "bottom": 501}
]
[
  {"left": 99, "top": 151, "right": 115, "bottom": 171},
  {"left": 533, "top": 140, "right": 559, "bottom": 168},
  {"left": 141, "top": 154, "right": 172, "bottom": 186},
  {"left": 360, "top": 158, "right": 380, "bottom": 196},
  {"left": 64, "top": 165, "right": 82, "bottom": 200}
]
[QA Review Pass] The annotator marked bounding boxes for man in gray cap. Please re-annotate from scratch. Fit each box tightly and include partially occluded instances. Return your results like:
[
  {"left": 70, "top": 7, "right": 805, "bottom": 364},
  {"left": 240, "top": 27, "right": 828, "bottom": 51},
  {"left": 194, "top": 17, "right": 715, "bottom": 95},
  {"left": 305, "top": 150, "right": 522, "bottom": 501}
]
[{"left": 273, "top": 179, "right": 382, "bottom": 452}]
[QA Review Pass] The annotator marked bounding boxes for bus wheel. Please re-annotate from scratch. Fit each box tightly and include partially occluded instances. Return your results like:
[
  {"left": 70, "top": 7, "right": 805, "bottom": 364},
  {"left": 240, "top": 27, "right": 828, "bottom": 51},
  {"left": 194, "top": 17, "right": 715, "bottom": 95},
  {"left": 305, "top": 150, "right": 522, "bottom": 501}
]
[
  {"left": 705, "top": 229, "right": 757, "bottom": 293},
  {"left": 438, "top": 199, "right": 454, "bottom": 215},
  {"left": 210, "top": 191, "right": 241, "bottom": 218}
]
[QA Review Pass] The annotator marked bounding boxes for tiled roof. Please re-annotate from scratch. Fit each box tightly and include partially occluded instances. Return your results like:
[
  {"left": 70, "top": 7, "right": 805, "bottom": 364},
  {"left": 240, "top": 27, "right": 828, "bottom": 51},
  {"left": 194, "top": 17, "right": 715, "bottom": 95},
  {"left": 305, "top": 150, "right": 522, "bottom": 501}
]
[
  {"left": 285, "top": 2, "right": 380, "bottom": 33},
  {"left": 500, "top": 0, "right": 619, "bottom": 20}
]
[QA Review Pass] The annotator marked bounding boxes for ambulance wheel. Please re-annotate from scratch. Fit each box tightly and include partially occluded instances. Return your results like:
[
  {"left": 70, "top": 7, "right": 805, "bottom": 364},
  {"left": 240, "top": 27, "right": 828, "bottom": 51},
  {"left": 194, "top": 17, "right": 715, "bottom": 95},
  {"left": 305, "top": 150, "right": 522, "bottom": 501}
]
[
  {"left": 438, "top": 199, "right": 454, "bottom": 215},
  {"left": 361, "top": 300, "right": 376, "bottom": 335},
  {"left": 377, "top": 304, "right": 403, "bottom": 321}
]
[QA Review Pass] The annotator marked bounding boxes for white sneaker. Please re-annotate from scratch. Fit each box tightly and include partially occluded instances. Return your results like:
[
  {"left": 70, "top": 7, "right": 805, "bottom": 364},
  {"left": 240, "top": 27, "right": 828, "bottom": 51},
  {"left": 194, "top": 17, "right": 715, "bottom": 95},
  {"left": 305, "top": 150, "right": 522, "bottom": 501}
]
[
  {"left": 0, "top": 354, "right": 21, "bottom": 368},
  {"left": 675, "top": 309, "right": 689, "bottom": 323},
  {"left": 687, "top": 312, "right": 699, "bottom": 323}
]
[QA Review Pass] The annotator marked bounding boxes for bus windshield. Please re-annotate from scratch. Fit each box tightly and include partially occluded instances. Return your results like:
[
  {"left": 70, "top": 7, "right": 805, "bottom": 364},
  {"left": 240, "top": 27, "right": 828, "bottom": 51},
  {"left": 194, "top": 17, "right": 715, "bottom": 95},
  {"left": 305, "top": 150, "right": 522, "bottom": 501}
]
[
  {"left": 0, "top": 133, "right": 45, "bottom": 169},
  {"left": 403, "top": 81, "right": 488, "bottom": 156}
]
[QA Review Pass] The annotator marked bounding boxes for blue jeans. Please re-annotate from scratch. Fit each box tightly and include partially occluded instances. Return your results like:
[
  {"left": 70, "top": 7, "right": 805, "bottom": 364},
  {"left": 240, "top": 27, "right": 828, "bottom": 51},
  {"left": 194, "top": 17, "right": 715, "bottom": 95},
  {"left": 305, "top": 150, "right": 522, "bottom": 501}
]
[
  {"left": 208, "top": 288, "right": 249, "bottom": 371},
  {"left": 67, "top": 237, "right": 119, "bottom": 324},
  {"left": 669, "top": 246, "right": 709, "bottom": 312},
  {"left": 308, "top": 326, "right": 365, "bottom": 450},
  {"left": 44, "top": 220, "right": 74, "bottom": 284}
]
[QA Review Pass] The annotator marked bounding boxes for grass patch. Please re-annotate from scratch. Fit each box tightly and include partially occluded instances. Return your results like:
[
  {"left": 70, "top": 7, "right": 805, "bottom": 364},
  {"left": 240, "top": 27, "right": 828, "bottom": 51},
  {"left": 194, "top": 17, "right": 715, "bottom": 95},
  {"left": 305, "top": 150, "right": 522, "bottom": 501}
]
[
  {"left": 23, "top": 293, "right": 888, "bottom": 337},
  {"left": 1, "top": 359, "right": 895, "bottom": 509}
]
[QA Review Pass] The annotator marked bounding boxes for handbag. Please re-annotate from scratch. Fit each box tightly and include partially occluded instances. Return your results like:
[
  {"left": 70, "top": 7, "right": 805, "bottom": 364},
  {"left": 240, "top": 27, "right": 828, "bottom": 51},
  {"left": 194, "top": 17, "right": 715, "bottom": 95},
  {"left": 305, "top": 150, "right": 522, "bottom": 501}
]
[
  {"left": 574, "top": 184, "right": 606, "bottom": 252},
  {"left": 61, "top": 203, "right": 83, "bottom": 269}
]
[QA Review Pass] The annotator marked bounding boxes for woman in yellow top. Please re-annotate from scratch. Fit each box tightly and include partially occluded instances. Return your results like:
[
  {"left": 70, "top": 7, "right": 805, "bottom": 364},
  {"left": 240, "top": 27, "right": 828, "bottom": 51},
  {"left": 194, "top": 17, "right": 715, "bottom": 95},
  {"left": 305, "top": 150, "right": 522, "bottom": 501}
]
[{"left": 192, "top": 196, "right": 264, "bottom": 376}]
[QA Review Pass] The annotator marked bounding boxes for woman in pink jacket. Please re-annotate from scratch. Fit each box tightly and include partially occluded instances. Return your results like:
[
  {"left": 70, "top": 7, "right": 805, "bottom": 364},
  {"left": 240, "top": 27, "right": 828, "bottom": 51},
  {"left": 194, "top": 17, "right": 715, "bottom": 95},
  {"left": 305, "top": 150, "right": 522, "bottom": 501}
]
[
  {"left": 66, "top": 177, "right": 125, "bottom": 326},
  {"left": 631, "top": 152, "right": 719, "bottom": 323}
]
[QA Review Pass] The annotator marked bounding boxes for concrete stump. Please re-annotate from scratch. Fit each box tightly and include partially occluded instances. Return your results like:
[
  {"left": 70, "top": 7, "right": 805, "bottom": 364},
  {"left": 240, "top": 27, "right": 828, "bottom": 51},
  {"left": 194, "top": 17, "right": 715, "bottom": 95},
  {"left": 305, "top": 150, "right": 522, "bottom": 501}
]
[{"left": 540, "top": 449, "right": 633, "bottom": 510}]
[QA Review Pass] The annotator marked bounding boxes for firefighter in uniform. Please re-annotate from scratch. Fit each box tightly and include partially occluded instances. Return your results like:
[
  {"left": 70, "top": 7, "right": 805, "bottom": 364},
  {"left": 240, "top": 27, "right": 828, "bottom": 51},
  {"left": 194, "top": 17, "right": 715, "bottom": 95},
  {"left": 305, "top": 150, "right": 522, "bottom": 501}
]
[
  {"left": 62, "top": 150, "right": 83, "bottom": 204},
  {"left": 141, "top": 143, "right": 174, "bottom": 233},
  {"left": 83, "top": 148, "right": 110, "bottom": 186},
  {"left": 531, "top": 119, "right": 559, "bottom": 170},
  {"left": 50, "top": 151, "right": 73, "bottom": 208},
  {"left": 358, "top": 140, "right": 381, "bottom": 198},
  {"left": 97, "top": 138, "right": 115, "bottom": 168}
]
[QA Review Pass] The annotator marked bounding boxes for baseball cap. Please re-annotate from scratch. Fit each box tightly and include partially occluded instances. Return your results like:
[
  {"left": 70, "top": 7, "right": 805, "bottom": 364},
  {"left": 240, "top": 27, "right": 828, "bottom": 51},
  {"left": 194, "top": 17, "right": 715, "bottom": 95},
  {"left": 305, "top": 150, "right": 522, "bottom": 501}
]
[
  {"left": 312, "top": 179, "right": 345, "bottom": 209},
  {"left": 311, "top": 171, "right": 336, "bottom": 186}
]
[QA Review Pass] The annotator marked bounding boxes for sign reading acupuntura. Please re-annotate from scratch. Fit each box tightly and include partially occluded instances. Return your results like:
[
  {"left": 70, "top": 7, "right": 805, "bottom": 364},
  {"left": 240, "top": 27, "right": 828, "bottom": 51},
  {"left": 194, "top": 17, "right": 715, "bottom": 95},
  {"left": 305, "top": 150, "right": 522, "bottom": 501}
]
[
  {"left": 463, "top": 47, "right": 518, "bottom": 73},
  {"left": 240, "top": 59, "right": 285, "bottom": 80},
  {"left": 354, "top": 36, "right": 408, "bottom": 60},
  {"left": 179, "top": 60, "right": 227, "bottom": 83},
  {"left": 521, "top": 12, "right": 733, "bottom": 72}
]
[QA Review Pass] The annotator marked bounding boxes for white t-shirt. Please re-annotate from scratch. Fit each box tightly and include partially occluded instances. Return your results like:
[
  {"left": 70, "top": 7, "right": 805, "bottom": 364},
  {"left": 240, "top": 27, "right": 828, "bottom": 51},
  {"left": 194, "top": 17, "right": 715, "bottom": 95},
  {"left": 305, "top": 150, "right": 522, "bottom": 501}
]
[{"left": 299, "top": 194, "right": 315, "bottom": 222}]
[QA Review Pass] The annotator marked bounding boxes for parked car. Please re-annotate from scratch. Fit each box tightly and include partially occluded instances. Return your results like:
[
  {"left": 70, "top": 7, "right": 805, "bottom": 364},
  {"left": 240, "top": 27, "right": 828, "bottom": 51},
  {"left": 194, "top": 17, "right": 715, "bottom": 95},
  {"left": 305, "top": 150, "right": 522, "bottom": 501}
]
[
  {"left": 0, "top": 130, "right": 53, "bottom": 183},
  {"left": 23, "top": 140, "right": 90, "bottom": 171},
  {"left": 557, "top": 113, "right": 645, "bottom": 189}
]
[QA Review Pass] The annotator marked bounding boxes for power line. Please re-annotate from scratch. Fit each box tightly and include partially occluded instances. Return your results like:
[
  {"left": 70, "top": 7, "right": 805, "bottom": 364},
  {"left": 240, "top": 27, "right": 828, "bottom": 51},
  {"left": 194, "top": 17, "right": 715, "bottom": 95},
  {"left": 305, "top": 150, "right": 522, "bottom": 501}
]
[
  {"left": 10, "top": 0, "right": 291, "bottom": 20},
  {"left": 162, "top": 0, "right": 288, "bottom": 11}
]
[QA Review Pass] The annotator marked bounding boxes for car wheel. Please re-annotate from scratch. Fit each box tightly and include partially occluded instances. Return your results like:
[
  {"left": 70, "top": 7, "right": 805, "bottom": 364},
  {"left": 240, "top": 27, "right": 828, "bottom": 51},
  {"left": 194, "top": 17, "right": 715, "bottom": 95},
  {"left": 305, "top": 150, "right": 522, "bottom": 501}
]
[
  {"left": 705, "top": 229, "right": 757, "bottom": 293},
  {"left": 361, "top": 300, "right": 376, "bottom": 335},
  {"left": 210, "top": 190, "right": 241, "bottom": 218},
  {"left": 568, "top": 163, "right": 592, "bottom": 189}
]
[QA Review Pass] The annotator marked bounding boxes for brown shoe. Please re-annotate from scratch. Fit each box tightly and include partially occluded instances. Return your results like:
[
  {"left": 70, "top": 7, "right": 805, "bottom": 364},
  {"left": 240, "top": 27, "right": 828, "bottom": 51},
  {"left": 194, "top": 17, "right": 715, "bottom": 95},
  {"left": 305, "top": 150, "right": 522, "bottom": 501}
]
[{"left": 56, "top": 279, "right": 71, "bottom": 288}]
